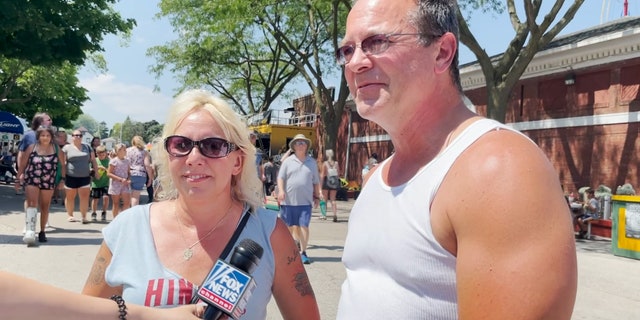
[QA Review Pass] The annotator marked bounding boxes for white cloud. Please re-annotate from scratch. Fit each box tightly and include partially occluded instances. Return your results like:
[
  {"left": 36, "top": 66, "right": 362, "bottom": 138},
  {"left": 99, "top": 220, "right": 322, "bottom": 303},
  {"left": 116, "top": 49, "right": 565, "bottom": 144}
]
[{"left": 79, "top": 74, "right": 174, "bottom": 128}]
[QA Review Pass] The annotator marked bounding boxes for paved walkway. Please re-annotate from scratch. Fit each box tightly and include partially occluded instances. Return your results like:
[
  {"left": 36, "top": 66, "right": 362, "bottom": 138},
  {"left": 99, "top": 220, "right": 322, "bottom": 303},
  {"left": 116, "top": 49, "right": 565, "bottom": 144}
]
[{"left": 0, "top": 183, "right": 638, "bottom": 319}]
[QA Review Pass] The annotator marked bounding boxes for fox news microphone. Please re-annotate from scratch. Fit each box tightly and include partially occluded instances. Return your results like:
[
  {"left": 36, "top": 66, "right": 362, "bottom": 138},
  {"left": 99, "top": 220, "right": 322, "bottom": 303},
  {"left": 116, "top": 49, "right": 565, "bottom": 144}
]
[{"left": 198, "top": 238, "right": 264, "bottom": 320}]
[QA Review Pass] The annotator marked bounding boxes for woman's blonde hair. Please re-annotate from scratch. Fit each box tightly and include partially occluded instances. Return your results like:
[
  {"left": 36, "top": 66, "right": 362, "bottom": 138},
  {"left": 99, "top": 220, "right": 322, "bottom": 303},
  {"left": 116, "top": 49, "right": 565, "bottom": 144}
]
[
  {"left": 325, "top": 149, "right": 334, "bottom": 161},
  {"left": 152, "top": 90, "right": 263, "bottom": 210},
  {"left": 131, "top": 136, "right": 145, "bottom": 150}
]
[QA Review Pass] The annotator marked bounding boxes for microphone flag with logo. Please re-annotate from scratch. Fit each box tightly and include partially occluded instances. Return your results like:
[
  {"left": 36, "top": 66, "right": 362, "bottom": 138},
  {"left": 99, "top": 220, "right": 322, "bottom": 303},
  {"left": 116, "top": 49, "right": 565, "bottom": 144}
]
[{"left": 198, "top": 238, "right": 264, "bottom": 320}]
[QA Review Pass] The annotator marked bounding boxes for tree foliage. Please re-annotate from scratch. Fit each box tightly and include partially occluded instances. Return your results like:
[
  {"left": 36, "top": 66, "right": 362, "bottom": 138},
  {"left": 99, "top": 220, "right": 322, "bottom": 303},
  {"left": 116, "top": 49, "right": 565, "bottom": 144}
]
[
  {"left": 258, "top": 0, "right": 352, "bottom": 153},
  {"left": 150, "top": 0, "right": 352, "bottom": 152},
  {"left": 95, "top": 121, "right": 109, "bottom": 139},
  {"left": 458, "top": 0, "right": 585, "bottom": 122},
  {"left": 0, "top": 0, "right": 135, "bottom": 65},
  {"left": 0, "top": 58, "right": 87, "bottom": 128},
  {"left": 72, "top": 114, "right": 100, "bottom": 136},
  {"left": 0, "top": 0, "right": 135, "bottom": 129},
  {"left": 111, "top": 118, "right": 162, "bottom": 145},
  {"left": 150, "top": 0, "right": 300, "bottom": 115}
]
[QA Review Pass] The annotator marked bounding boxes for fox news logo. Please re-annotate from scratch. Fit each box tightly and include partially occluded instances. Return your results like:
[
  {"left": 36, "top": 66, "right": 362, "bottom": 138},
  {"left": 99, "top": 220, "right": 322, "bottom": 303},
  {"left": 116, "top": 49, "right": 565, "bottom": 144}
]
[{"left": 198, "top": 260, "right": 251, "bottom": 312}]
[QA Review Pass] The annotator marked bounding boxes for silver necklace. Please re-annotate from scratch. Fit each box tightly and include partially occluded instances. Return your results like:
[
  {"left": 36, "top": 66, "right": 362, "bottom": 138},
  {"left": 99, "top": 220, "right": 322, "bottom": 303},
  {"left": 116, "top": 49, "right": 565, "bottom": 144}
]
[{"left": 174, "top": 203, "right": 232, "bottom": 261}]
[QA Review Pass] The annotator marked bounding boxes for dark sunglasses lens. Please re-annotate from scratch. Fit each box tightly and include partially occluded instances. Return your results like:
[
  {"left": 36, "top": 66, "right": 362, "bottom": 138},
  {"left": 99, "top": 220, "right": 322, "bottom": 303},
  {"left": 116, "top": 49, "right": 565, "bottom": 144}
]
[
  {"left": 166, "top": 136, "right": 193, "bottom": 156},
  {"left": 200, "top": 138, "right": 228, "bottom": 158}
]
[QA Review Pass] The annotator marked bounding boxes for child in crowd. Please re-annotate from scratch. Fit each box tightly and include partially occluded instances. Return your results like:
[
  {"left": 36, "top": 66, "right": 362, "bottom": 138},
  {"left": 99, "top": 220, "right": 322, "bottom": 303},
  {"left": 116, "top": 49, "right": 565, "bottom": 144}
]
[
  {"left": 107, "top": 144, "right": 131, "bottom": 218},
  {"left": 90, "top": 145, "right": 110, "bottom": 222}
]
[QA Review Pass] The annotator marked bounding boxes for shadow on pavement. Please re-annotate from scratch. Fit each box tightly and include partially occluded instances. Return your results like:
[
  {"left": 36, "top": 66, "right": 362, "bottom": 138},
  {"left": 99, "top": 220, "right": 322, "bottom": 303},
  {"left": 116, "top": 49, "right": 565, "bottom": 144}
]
[
  {"left": 575, "top": 237, "right": 612, "bottom": 255},
  {"left": 309, "top": 244, "right": 345, "bottom": 252},
  {"left": 0, "top": 234, "right": 103, "bottom": 246}
]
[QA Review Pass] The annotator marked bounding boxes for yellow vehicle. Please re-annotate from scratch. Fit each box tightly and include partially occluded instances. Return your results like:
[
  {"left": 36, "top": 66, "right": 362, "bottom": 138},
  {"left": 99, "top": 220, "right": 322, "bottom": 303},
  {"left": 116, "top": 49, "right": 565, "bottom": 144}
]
[{"left": 246, "top": 110, "right": 317, "bottom": 161}]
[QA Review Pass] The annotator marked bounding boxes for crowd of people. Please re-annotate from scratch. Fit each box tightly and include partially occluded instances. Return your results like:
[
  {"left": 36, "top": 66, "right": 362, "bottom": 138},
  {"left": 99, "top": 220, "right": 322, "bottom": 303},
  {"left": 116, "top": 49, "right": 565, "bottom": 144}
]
[{"left": 11, "top": 113, "right": 156, "bottom": 245}]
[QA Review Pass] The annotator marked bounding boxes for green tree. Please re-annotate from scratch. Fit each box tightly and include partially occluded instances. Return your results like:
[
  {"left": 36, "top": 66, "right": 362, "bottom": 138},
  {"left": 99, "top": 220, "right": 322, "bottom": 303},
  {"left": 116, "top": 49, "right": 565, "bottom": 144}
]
[
  {"left": 152, "top": 0, "right": 351, "bottom": 152},
  {"left": 98, "top": 121, "right": 110, "bottom": 139},
  {"left": 72, "top": 114, "right": 99, "bottom": 135},
  {"left": 141, "top": 120, "right": 163, "bottom": 143},
  {"left": 121, "top": 117, "right": 135, "bottom": 145},
  {"left": 457, "top": 0, "right": 585, "bottom": 122},
  {"left": 0, "top": 0, "right": 135, "bottom": 128},
  {"left": 0, "top": 0, "right": 135, "bottom": 66},
  {"left": 0, "top": 59, "right": 87, "bottom": 128},
  {"left": 110, "top": 123, "right": 122, "bottom": 142},
  {"left": 258, "top": 0, "right": 352, "bottom": 153},
  {"left": 150, "top": 0, "right": 300, "bottom": 115}
]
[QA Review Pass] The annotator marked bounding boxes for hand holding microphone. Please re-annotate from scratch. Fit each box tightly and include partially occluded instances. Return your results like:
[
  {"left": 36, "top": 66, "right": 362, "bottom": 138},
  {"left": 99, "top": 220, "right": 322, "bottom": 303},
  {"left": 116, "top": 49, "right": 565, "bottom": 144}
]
[{"left": 197, "top": 238, "right": 264, "bottom": 320}]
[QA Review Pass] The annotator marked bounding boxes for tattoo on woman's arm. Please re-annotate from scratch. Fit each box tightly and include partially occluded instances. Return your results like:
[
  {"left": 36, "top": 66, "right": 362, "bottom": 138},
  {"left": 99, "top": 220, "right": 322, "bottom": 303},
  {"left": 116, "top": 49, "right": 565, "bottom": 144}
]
[
  {"left": 89, "top": 256, "right": 108, "bottom": 285},
  {"left": 293, "top": 272, "right": 314, "bottom": 297},
  {"left": 286, "top": 248, "right": 299, "bottom": 265}
]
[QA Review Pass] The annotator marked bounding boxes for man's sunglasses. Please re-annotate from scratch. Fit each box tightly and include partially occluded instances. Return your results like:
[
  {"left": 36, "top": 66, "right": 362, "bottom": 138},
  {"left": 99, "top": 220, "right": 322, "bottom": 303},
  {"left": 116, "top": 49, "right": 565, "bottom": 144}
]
[
  {"left": 164, "top": 135, "right": 238, "bottom": 159},
  {"left": 335, "top": 33, "right": 442, "bottom": 65}
]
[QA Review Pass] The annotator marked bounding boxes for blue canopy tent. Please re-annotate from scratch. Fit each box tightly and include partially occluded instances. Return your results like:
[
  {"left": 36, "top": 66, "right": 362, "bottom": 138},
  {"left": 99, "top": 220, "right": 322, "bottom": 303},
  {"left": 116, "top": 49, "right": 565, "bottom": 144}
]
[
  {"left": 0, "top": 111, "right": 24, "bottom": 135},
  {"left": 0, "top": 111, "right": 24, "bottom": 160}
]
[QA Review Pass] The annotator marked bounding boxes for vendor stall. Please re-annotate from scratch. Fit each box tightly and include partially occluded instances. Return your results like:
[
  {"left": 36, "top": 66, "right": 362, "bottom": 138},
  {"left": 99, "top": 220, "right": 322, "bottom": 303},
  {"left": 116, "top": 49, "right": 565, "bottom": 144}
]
[
  {"left": 0, "top": 111, "right": 23, "bottom": 183},
  {"left": 0, "top": 111, "right": 23, "bottom": 150}
]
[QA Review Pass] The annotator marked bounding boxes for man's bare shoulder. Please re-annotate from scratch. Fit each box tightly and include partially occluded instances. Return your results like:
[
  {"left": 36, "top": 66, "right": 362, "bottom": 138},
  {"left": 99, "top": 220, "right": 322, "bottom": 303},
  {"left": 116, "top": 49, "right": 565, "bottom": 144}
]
[{"left": 433, "top": 127, "right": 577, "bottom": 319}]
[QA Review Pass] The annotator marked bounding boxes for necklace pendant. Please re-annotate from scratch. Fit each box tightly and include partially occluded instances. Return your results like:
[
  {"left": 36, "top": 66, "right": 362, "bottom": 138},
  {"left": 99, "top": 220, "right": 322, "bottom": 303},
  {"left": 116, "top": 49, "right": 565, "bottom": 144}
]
[{"left": 183, "top": 248, "right": 193, "bottom": 261}]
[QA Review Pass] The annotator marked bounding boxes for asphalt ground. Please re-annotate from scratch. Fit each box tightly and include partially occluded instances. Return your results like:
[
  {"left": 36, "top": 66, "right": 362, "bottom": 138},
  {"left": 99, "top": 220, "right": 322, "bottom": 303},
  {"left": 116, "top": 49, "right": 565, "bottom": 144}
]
[{"left": 0, "top": 182, "right": 638, "bottom": 319}]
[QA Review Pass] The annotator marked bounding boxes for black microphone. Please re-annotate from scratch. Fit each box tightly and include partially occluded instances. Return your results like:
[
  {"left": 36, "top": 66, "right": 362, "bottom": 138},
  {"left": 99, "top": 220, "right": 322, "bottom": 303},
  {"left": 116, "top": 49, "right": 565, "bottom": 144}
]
[{"left": 198, "top": 238, "right": 264, "bottom": 320}]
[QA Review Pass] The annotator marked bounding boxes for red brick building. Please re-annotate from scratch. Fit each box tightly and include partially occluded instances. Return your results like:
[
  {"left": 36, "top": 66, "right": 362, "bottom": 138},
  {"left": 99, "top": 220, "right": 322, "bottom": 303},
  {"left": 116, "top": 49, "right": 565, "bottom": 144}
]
[{"left": 461, "top": 16, "right": 640, "bottom": 193}]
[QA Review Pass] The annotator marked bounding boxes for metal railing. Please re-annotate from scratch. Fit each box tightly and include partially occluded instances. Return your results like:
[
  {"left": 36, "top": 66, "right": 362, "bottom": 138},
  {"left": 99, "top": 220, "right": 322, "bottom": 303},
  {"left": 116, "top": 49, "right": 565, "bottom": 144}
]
[{"left": 242, "top": 109, "right": 317, "bottom": 127}]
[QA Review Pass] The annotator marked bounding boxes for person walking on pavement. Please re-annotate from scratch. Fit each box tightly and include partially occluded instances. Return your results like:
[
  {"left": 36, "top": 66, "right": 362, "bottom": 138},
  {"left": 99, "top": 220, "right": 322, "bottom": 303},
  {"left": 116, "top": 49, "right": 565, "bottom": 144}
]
[
  {"left": 17, "top": 125, "right": 65, "bottom": 244},
  {"left": 262, "top": 156, "right": 277, "bottom": 196},
  {"left": 63, "top": 130, "right": 99, "bottom": 224},
  {"left": 126, "top": 136, "right": 154, "bottom": 207},
  {"left": 90, "top": 145, "right": 110, "bottom": 222},
  {"left": 320, "top": 149, "right": 340, "bottom": 222},
  {"left": 107, "top": 143, "right": 131, "bottom": 218},
  {"left": 52, "top": 129, "right": 69, "bottom": 205},
  {"left": 336, "top": 0, "right": 577, "bottom": 319},
  {"left": 277, "top": 134, "right": 323, "bottom": 264},
  {"left": 16, "top": 112, "right": 53, "bottom": 196},
  {"left": 90, "top": 136, "right": 101, "bottom": 156}
]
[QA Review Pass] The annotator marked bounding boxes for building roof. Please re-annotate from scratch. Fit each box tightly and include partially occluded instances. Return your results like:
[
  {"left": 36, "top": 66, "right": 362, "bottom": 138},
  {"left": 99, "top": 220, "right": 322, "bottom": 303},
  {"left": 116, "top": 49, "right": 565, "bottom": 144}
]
[
  {"left": 460, "top": 15, "right": 640, "bottom": 90},
  {"left": 545, "top": 16, "right": 640, "bottom": 50}
]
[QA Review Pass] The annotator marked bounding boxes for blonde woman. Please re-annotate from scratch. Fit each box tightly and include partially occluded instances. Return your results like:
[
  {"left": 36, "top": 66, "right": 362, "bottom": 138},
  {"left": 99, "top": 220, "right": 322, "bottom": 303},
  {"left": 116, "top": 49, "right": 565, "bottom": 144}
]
[
  {"left": 83, "top": 90, "right": 319, "bottom": 319},
  {"left": 320, "top": 149, "right": 340, "bottom": 222}
]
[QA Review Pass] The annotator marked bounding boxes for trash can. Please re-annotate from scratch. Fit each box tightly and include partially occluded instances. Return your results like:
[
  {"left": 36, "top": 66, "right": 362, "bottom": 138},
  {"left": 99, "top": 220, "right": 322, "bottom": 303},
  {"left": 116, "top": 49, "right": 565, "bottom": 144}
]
[
  {"left": 611, "top": 195, "right": 640, "bottom": 260},
  {"left": 601, "top": 194, "right": 612, "bottom": 220}
]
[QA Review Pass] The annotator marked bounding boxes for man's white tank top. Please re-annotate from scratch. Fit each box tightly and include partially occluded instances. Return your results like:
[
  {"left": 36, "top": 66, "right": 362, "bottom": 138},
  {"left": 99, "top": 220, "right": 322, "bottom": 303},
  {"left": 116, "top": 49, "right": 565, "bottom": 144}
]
[{"left": 337, "top": 119, "right": 513, "bottom": 319}]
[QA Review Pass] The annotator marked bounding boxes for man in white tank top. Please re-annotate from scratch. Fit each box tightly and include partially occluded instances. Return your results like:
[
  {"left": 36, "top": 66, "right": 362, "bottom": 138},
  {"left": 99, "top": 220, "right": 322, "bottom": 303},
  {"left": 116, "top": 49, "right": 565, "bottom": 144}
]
[{"left": 336, "top": 0, "right": 578, "bottom": 319}]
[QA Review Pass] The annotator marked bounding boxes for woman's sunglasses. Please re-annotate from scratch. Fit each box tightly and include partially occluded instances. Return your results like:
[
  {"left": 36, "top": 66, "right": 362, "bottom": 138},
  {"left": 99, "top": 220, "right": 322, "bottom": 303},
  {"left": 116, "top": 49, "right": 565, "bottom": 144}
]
[{"left": 164, "top": 135, "right": 238, "bottom": 159}]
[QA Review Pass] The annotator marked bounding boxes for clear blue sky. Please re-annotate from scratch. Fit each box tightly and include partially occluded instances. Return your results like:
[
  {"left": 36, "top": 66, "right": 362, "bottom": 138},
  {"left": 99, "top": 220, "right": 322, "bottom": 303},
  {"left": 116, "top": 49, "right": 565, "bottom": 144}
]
[{"left": 78, "top": 0, "right": 639, "bottom": 128}]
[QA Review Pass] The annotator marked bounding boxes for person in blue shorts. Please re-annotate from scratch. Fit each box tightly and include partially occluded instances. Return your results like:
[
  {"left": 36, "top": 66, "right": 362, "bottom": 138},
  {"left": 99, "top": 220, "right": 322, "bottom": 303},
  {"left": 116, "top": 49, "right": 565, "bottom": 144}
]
[{"left": 277, "top": 134, "right": 323, "bottom": 264}]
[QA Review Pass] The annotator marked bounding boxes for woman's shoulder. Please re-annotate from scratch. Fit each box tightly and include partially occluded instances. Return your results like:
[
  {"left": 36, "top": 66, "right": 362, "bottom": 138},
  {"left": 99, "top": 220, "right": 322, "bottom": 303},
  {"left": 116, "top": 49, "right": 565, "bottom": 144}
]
[{"left": 106, "top": 204, "right": 150, "bottom": 229}]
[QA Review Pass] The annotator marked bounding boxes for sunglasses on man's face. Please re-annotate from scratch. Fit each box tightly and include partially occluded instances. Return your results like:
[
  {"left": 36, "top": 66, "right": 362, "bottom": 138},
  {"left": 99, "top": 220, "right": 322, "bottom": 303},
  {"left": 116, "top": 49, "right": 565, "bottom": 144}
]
[
  {"left": 164, "top": 135, "right": 238, "bottom": 159},
  {"left": 72, "top": 134, "right": 82, "bottom": 137}
]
